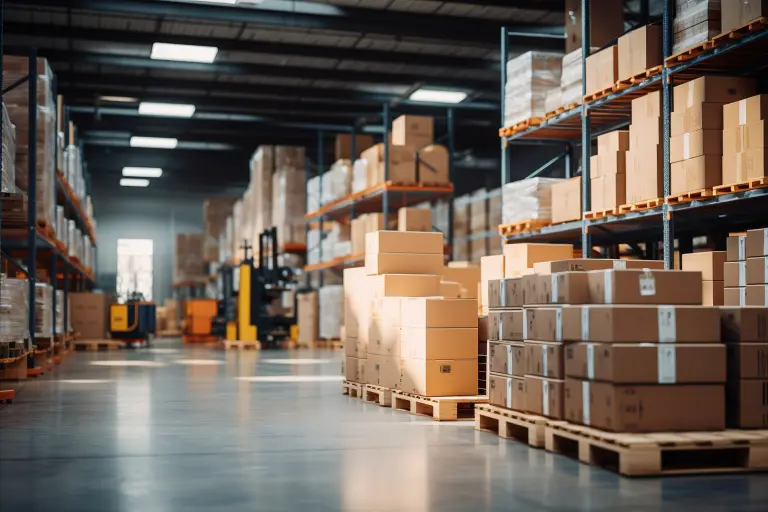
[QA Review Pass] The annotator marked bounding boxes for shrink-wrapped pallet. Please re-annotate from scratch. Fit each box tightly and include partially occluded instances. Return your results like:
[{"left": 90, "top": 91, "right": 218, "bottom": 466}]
[
  {"left": 307, "top": 228, "right": 321, "bottom": 265},
  {"left": 501, "top": 177, "right": 564, "bottom": 225},
  {"left": 55, "top": 289, "right": 66, "bottom": 336},
  {"left": 250, "top": 146, "right": 273, "bottom": 237},
  {"left": 0, "top": 275, "right": 29, "bottom": 342},
  {"left": 431, "top": 199, "right": 450, "bottom": 235},
  {"left": 672, "top": 0, "right": 721, "bottom": 54},
  {"left": 2, "top": 103, "right": 16, "bottom": 193},
  {"left": 203, "top": 197, "right": 238, "bottom": 262},
  {"left": 34, "top": 282, "right": 53, "bottom": 339},
  {"left": 318, "top": 285, "right": 343, "bottom": 340},
  {"left": 307, "top": 176, "right": 320, "bottom": 214},
  {"left": 272, "top": 167, "right": 306, "bottom": 246},
  {"left": 352, "top": 158, "right": 367, "bottom": 194},
  {"left": 174, "top": 233, "right": 204, "bottom": 282},
  {"left": 560, "top": 47, "right": 598, "bottom": 106},
  {"left": 503, "top": 52, "right": 562, "bottom": 127},
  {"left": 219, "top": 215, "right": 233, "bottom": 263}
]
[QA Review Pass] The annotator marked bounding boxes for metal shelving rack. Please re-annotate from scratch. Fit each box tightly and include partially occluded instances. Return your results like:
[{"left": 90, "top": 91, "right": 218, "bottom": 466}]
[{"left": 499, "top": 0, "right": 768, "bottom": 267}]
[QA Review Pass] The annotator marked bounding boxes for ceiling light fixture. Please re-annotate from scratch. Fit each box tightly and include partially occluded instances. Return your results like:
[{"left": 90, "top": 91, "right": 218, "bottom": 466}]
[
  {"left": 151, "top": 42, "right": 219, "bottom": 63},
  {"left": 138, "top": 102, "right": 196, "bottom": 118},
  {"left": 129, "top": 136, "right": 178, "bottom": 149},
  {"left": 99, "top": 95, "right": 140, "bottom": 103},
  {"left": 409, "top": 88, "right": 468, "bottom": 104},
  {"left": 122, "top": 167, "right": 163, "bottom": 178},
  {"left": 185, "top": 0, "right": 239, "bottom": 4},
  {"left": 120, "top": 178, "right": 151, "bottom": 187}
]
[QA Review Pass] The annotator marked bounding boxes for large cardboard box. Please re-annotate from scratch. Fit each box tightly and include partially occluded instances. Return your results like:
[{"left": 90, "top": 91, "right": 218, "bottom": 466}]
[
  {"left": 526, "top": 341, "right": 565, "bottom": 379},
  {"left": 565, "top": 379, "right": 725, "bottom": 432},
  {"left": 368, "top": 274, "right": 441, "bottom": 298},
  {"left": 551, "top": 177, "right": 582, "bottom": 224},
  {"left": 727, "top": 379, "right": 768, "bottom": 428},
  {"left": 727, "top": 234, "right": 747, "bottom": 261},
  {"left": 503, "top": 243, "right": 573, "bottom": 276},
  {"left": 579, "top": 305, "right": 721, "bottom": 343},
  {"left": 722, "top": 0, "right": 768, "bottom": 33},
  {"left": 588, "top": 269, "right": 703, "bottom": 304},
  {"left": 335, "top": 133, "right": 374, "bottom": 160},
  {"left": 488, "top": 309, "right": 524, "bottom": 341},
  {"left": 365, "top": 253, "right": 444, "bottom": 276},
  {"left": 725, "top": 261, "right": 747, "bottom": 287},
  {"left": 585, "top": 45, "right": 618, "bottom": 95},
  {"left": 670, "top": 130, "right": 723, "bottom": 163},
  {"left": 366, "top": 355, "right": 401, "bottom": 388},
  {"left": 489, "top": 341, "right": 526, "bottom": 376},
  {"left": 480, "top": 254, "right": 505, "bottom": 314},
  {"left": 590, "top": 172, "right": 626, "bottom": 211},
  {"left": 416, "top": 145, "right": 450, "bottom": 185},
  {"left": 670, "top": 154, "right": 722, "bottom": 195},
  {"left": 525, "top": 375, "right": 564, "bottom": 419},
  {"left": 723, "top": 148, "right": 768, "bottom": 184},
  {"left": 746, "top": 285, "right": 768, "bottom": 305},
  {"left": 747, "top": 228, "right": 768, "bottom": 257},
  {"left": 361, "top": 143, "right": 416, "bottom": 186},
  {"left": 720, "top": 307, "right": 768, "bottom": 341},
  {"left": 728, "top": 342, "right": 768, "bottom": 379},
  {"left": 397, "top": 208, "right": 431, "bottom": 232},
  {"left": 724, "top": 286, "right": 746, "bottom": 306},
  {"left": 524, "top": 306, "right": 582, "bottom": 342},
  {"left": 401, "top": 298, "right": 477, "bottom": 328},
  {"left": 392, "top": 115, "right": 433, "bottom": 149},
  {"left": 297, "top": 291, "right": 318, "bottom": 345},
  {"left": 673, "top": 76, "right": 756, "bottom": 111},
  {"left": 747, "top": 256, "right": 768, "bottom": 284},
  {"left": 565, "top": 343, "right": 726, "bottom": 383},
  {"left": 723, "top": 94, "right": 768, "bottom": 129},
  {"left": 625, "top": 146, "right": 663, "bottom": 203},
  {"left": 617, "top": 24, "right": 662, "bottom": 79},
  {"left": 672, "top": 103, "right": 724, "bottom": 137},
  {"left": 70, "top": 292, "right": 110, "bottom": 340},
  {"left": 703, "top": 280, "right": 725, "bottom": 306},
  {"left": 400, "top": 358, "right": 478, "bottom": 396},
  {"left": 682, "top": 251, "right": 726, "bottom": 281},
  {"left": 442, "top": 266, "right": 480, "bottom": 299},
  {"left": 345, "top": 356, "right": 366, "bottom": 383},
  {"left": 489, "top": 373, "right": 525, "bottom": 410},
  {"left": 400, "top": 327, "right": 478, "bottom": 359},
  {"left": 366, "top": 230, "right": 443, "bottom": 255},
  {"left": 565, "top": 0, "right": 625, "bottom": 53}
]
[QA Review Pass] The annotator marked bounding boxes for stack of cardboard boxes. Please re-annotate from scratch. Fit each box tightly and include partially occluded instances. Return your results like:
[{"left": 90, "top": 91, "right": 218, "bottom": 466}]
[
  {"left": 723, "top": 94, "right": 768, "bottom": 185},
  {"left": 673, "top": 0, "right": 721, "bottom": 54},
  {"left": 725, "top": 234, "right": 747, "bottom": 306},
  {"left": 682, "top": 251, "right": 726, "bottom": 305},
  {"left": 746, "top": 228, "right": 768, "bottom": 305},
  {"left": 174, "top": 233, "right": 204, "bottom": 283},
  {"left": 550, "top": 177, "right": 582, "bottom": 223},
  {"left": 590, "top": 131, "right": 628, "bottom": 211},
  {"left": 452, "top": 189, "right": 502, "bottom": 263},
  {"left": 486, "top": 276, "right": 525, "bottom": 410},
  {"left": 585, "top": 45, "right": 618, "bottom": 96},
  {"left": 626, "top": 92, "right": 663, "bottom": 203},
  {"left": 503, "top": 52, "right": 562, "bottom": 127},
  {"left": 722, "top": 0, "right": 768, "bottom": 32}
]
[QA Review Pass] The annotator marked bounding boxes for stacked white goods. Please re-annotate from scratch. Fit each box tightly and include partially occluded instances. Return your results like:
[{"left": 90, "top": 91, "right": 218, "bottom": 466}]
[
  {"left": 501, "top": 177, "right": 564, "bottom": 225},
  {"left": 271, "top": 147, "right": 307, "bottom": 247},
  {"left": 352, "top": 158, "right": 367, "bottom": 194},
  {"left": 0, "top": 276, "right": 29, "bottom": 342},
  {"left": 319, "top": 285, "right": 343, "bottom": 339},
  {"left": 320, "top": 159, "right": 352, "bottom": 205},
  {"left": 560, "top": 47, "right": 598, "bottom": 107},
  {"left": 503, "top": 52, "right": 562, "bottom": 127},
  {"left": 1, "top": 103, "right": 15, "bottom": 192},
  {"left": 307, "top": 229, "right": 321, "bottom": 265},
  {"left": 34, "top": 283, "right": 53, "bottom": 339},
  {"left": 250, "top": 146, "right": 273, "bottom": 238},
  {"left": 55, "top": 289, "right": 65, "bottom": 335},
  {"left": 307, "top": 176, "right": 321, "bottom": 214}
]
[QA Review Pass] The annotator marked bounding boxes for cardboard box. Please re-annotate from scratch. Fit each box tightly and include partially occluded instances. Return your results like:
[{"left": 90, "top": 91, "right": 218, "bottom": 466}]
[
  {"left": 365, "top": 252, "right": 444, "bottom": 276},
  {"left": 400, "top": 298, "right": 477, "bottom": 328},
  {"left": 366, "top": 355, "right": 401, "bottom": 388},
  {"left": 590, "top": 172, "right": 626, "bottom": 211},
  {"left": 590, "top": 155, "right": 600, "bottom": 179},
  {"left": 525, "top": 375, "right": 564, "bottom": 419},
  {"left": 551, "top": 177, "right": 582, "bottom": 224},
  {"left": 723, "top": 94, "right": 768, "bottom": 129},
  {"left": 585, "top": 45, "right": 618, "bottom": 95},
  {"left": 489, "top": 341, "right": 526, "bottom": 376},
  {"left": 747, "top": 228, "right": 768, "bottom": 258},
  {"left": 400, "top": 357, "right": 478, "bottom": 396},
  {"left": 416, "top": 144, "right": 450, "bottom": 185},
  {"left": 703, "top": 280, "right": 725, "bottom": 306},
  {"left": 673, "top": 76, "right": 756, "bottom": 111},
  {"left": 745, "top": 120, "right": 768, "bottom": 150},
  {"left": 747, "top": 256, "right": 768, "bottom": 284},
  {"left": 625, "top": 145, "right": 663, "bottom": 203},
  {"left": 487, "top": 280, "right": 501, "bottom": 309},
  {"left": 671, "top": 103, "right": 724, "bottom": 137},
  {"left": 724, "top": 261, "right": 747, "bottom": 287},
  {"left": 535, "top": 258, "right": 634, "bottom": 274},
  {"left": 526, "top": 341, "right": 565, "bottom": 379},
  {"left": 524, "top": 306, "right": 582, "bottom": 342},
  {"left": 440, "top": 281, "right": 462, "bottom": 298},
  {"left": 724, "top": 286, "right": 747, "bottom": 306},
  {"left": 488, "top": 310, "right": 524, "bottom": 341},
  {"left": 361, "top": 143, "right": 416, "bottom": 186},
  {"left": 565, "top": 379, "right": 725, "bottom": 432},
  {"left": 365, "top": 230, "right": 443, "bottom": 255},
  {"left": 727, "top": 342, "right": 768, "bottom": 379},
  {"left": 335, "top": 133, "right": 374, "bottom": 160},
  {"left": 345, "top": 356, "right": 366, "bottom": 383},
  {"left": 397, "top": 208, "right": 431, "bottom": 232},
  {"left": 480, "top": 254, "right": 505, "bottom": 314},
  {"left": 392, "top": 115, "right": 433, "bottom": 149},
  {"left": 631, "top": 90, "right": 661, "bottom": 120},
  {"left": 722, "top": 0, "right": 768, "bottom": 33},
  {"left": 565, "top": 343, "right": 726, "bottom": 383},
  {"left": 500, "top": 277, "right": 524, "bottom": 307},
  {"left": 682, "top": 251, "right": 726, "bottom": 281},
  {"left": 565, "top": 0, "right": 624, "bottom": 52},
  {"left": 747, "top": 285, "right": 768, "bottom": 305},
  {"left": 368, "top": 274, "right": 441, "bottom": 297},
  {"left": 670, "top": 154, "right": 723, "bottom": 195},
  {"left": 489, "top": 373, "right": 526, "bottom": 410},
  {"left": 723, "top": 125, "right": 744, "bottom": 156},
  {"left": 400, "top": 327, "right": 478, "bottom": 360},
  {"left": 70, "top": 292, "right": 110, "bottom": 340},
  {"left": 580, "top": 305, "right": 721, "bottom": 343},
  {"left": 721, "top": 307, "right": 768, "bottom": 341},
  {"left": 596, "top": 151, "right": 627, "bottom": 177},
  {"left": 727, "top": 235, "right": 747, "bottom": 261},
  {"left": 442, "top": 266, "right": 480, "bottom": 299},
  {"left": 547, "top": 272, "right": 590, "bottom": 304},
  {"left": 297, "top": 291, "right": 318, "bottom": 345},
  {"left": 503, "top": 243, "right": 573, "bottom": 276},
  {"left": 670, "top": 130, "right": 723, "bottom": 164},
  {"left": 727, "top": 379, "right": 768, "bottom": 428},
  {"left": 597, "top": 130, "right": 630, "bottom": 156},
  {"left": 723, "top": 148, "right": 768, "bottom": 184},
  {"left": 618, "top": 23, "right": 662, "bottom": 79},
  {"left": 588, "top": 269, "right": 703, "bottom": 305},
  {"left": 368, "top": 302, "right": 401, "bottom": 356}
]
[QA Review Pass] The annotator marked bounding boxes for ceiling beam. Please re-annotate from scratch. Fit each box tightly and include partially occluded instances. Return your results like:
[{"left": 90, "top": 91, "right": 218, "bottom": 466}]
[{"left": 13, "top": 0, "right": 565, "bottom": 46}]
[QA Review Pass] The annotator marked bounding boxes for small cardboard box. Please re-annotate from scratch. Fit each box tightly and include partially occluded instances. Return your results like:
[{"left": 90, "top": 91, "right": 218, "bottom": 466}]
[
  {"left": 500, "top": 277, "right": 525, "bottom": 307},
  {"left": 724, "top": 261, "right": 747, "bottom": 287},
  {"left": 727, "top": 235, "right": 747, "bottom": 261},
  {"left": 400, "top": 357, "right": 478, "bottom": 397},
  {"left": 335, "top": 133, "right": 374, "bottom": 160},
  {"left": 597, "top": 130, "right": 630, "bottom": 156},
  {"left": 723, "top": 94, "right": 768, "bottom": 129},
  {"left": 365, "top": 252, "right": 444, "bottom": 276},
  {"left": 525, "top": 375, "right": 564, "bottom": 419},
  {"left": 397, "top": 207, "right": 432, "bottom": 232},
  {"left": 746, "top": 285, "right": 768, "bottom": 305},
  {"left": 727, "top": 379, "right": 768, "bottom": 428},
  {"left": 487, "top": 280, "right": 501, "bottom": 309},
  {"left": 625, "top": 145, "right": 664, "bottom": 203},
  {"left": 526, "top": 340, "right": 565, "bottom": 379},
  {"left": 682, "top": 251, "right": 726, "bottom": 281},
  {"left": 366, "top": 355, "right": 401, "bottom": 388},
  {"left": 365, "top": 230, "right": 443, "bottom": 255},
  {"left": 670, "top": 154, "right": 722, "bottom": 196},
  {"left": 587, "top": 269, "right": 703, "bottom": 305},
  {"left": 674, "top": 76, "right": 756, "bottom": 112},
  {"left": 368, "top": 274, "right": 441, "bottom": 297},
  {"left": 524, "top": 306, "right": 582, "bottom": 342},
  {"left": 724, "top": 286, "right": 746, "bottom": 306},
  {"left": 747, "top": 256, "right": 768, "bottom": 284},
  {"left": 565, "top": 343, "right": 726, "bottom": 383},
  {"left": 489, "top": 341, "right": 526, "bottom": 377},
  {"left": 488, "top": 310, "right": 524, "bottom": 341},
  {"left": 671, "top": 103, "right": 724, "bottom": 137},
  {"left": 489, "top": 373, "right": 526, "bottom": 410},
  {"left": 586, "top": 45, "right": 618, "bottom": 95},
  {"left": 503, "top": 243, "right": 573, "bottom": 276},
  {"left": 442, "top": 266, "right": 480, "bottom": 299},
  {"left": 720, "top": 307, "right": 768, "bottom": 341},
  {"left": 702, "top": 280, "right": 725, "bottom": 306},
  {"left": 400, "top": 298, "right": 478, "bottom": 328},
  {"left": 416, "top": 145, "right": 450, "bottom": 185},
  {"left": 727, "top": 343, "right": 768, "bottom": 379},
  {"left": 747, "top": 228, "right": 768, "bottom": 258},
  {"left": 547, "top": 272, "right": 590, "bottom": 304},
  {"left": 670, "top": 130, "right": 723, "bottom": 163},
  {"left": 400, "top": 327, "right": 478, "bottom": 360},
  {"left": 631, "top": 90, "right": 661, "bottom": 120},
  {"left": 617, "top": 23, "right": 662, "bottom": 79},
  {"left": 551, "top": 177, "right": 582, "bottom": 224},
  {"left": 362, "top": 143, "right": 416, "bottom": 186},
  {"left": 392, "top": 114, "right": 434, "bottom": 149},
  {"left": 345, "top": 356, "right": 366, "bottom": 383},
  {"left": 565, "top": 379, "right": 725, "bottom": 432},
  {"left": 580, "top": 305, "right": 721, "bottom": 343}
]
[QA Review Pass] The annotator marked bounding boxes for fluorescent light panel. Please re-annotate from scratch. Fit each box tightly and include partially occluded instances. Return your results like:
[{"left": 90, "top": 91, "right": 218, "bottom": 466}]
[
  {"left": 139, "top": 102, "right": 196, "bottom": 118},
  {"left": 186, "top": 0, "right": 238, "bottom": 3},
  {"left": 100, "top": 95, "right": 139, "bottom": 103},
  {"left": 151, "top": 42, "right": 219, "bottom": 63},
  {"left": 409, "top": 89, "right": 468, "bottom": 104},
  {"left": 122, "top": 167, "right": 163, "bottom": 178},
  {"left": 120, "top": 178, "right": 150, "bottom": 187},
  {"left": 130, "top": 136, "right": 178, "bottom": 149}
]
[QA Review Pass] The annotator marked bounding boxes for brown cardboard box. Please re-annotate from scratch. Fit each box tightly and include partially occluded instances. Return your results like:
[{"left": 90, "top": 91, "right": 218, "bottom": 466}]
[
  {"left": 392, "top": 115, "right": 433, "bottom": 149},
  {"left": 488, "top": 310, "right": 524, "bottom": 341},
  {"left": 361, "top": 143, "right": 416, "bottom": 186},
  {"left": 590, "top": 172, "right": 626, "bottom": 211},
  {"left": 345, "top": 356, "right": 366, "bottom": 383},
  {"left": 746, "top": 121, "right": 768, "bottom": 150},
  {"left": 440, "top": 281, "right": 462, "bottom": 298},
  {"left": 551, "top": 177, "right": 582, "bottom": 224},
  {"left": 674, "top": 76, "right": 756, "bottom": 111},
  {"left": 335, "top": 133, "right": 374, "bottom": 160},
  {"left": 344, "top": 267, "right": 370, "bottom": 341},
  {"left": 534, "top": 258, "right": 640, "bottom": 274},
  {"left": 70, "top": 292, "right": 110, "bottom": 340},
  {"left": 401, "top": 298, "right": 477, "bottom": 328},
  {"left": 747, "top": 256, "right": 768, "bottom": 284},
  {"left": 747, "top": 285, "right": 768, "bottom": 305},
  {"left": 703, "top": 280, "right": 725, "bottom": 306},
  {"left": 618, "top": 24, "right": 662, "bottom": 79},
  {"left": 525, "top": 306, "right": 582, "bottom": 342},
  {"left": 488, "top": 280, "right": 501, "bottom": 310},
  {"left": 564, "top": 379, "right": 725, "bottom": 432},
  {"left": 500, "top": 277, "right": 525, "bottom": 307},
  {"left": 580, "top": 305, "right": 721, "bottom": 343},
  {"left": 588, "top": 269, "right": 703, "bottom": 305},
  {"left": 727, "top": 342, "right": 768, "bottom": 379},
  {"left": 727, "top": 235, "right": 747, "bottom": 261},
  {"left": 723, "top": 94, "right": 768, "bottom": 129},
  {"left": 297, "top": 291, "right": 318, "bottom": 345},
  {"left": 366, "top": 230, "right": 443, "bottom": 255},
  {"left": 672, "top": 103, "right": 724, "bottom": 137},
  {"left": 747, "top": 228, "right": 768, "bottom": 257},
  {"left": 585, "top": 45, "right": 618, "bottom": 95},
  {"left": 724, "top": 286, "right": 747, "bottom": 306},
  {"left": 631, "top": 90, "right": 662, "bottom": 119},
  {"left": 480, "top": 254, "right": 505, "bottom": 314},
  {"left": 629, "top": 115, "right": 663, "bottom": 147},
  {"left": 670, "top": 130, "right": 723, "bottom": 163},
  {"left": 366, "top": 355, "right": 401, "bottom": 388},
  {"left": 625, "top": 144, "right": 663, "bottom": 203},
  {"left": 565, "top": 343, "right": 726, "bottom": 383},
  {"left": 442, "top": 266, "right": 480, "bottom": 299},
  {"left": 525, "top": 375, "right": 564, "bottom": 419},
  {"left": 526, "top": 341, "right": 565, "bottom": 379},
  {"left": 723, "top": 148, "right": 768, "bottom": 184},
  {"left": 489, "top": 373, "right": 526, "bottom": 410},
  {"left": 590, "top": 155, "right": 600, "bottom": 179},
  {"left": 722, "top": 0, "right": 768, "bottom": 33},
  {"left": 682, "top": 251, "right": 726, "bottom": 281},
  {"left": 548, "top": 272, "right": 590, "bottom": 304},
  {"left": 417, "top": 145, "right": 450, "bottom": 185},
  {"left": 503, "top": 243, "right": 573, "bottom": 276},
  {"left": 727, "top": 379, "right": 768, "bottom": 428},
  {"left": 723, "top": 125, "right": 745, "bottom": 156},
  {"left": 720, "top": 307, "right": 768, "bottom": 341},
  {"left": 596, "top": 151, "right": 627, "bottom": 177},
  {"left": 724, "top": 261, "right": 747, "bottom": 287},
  {"left": 400, "top": 327, "right": 478, "bottom": 360},
  {"left": 368, "top": 317, "right": 399, "bottom": 357},
  {"left": 597, "top": 130, "right": 630, "bottom": 156},
  {"left": 397, "top": 208, "right": 431, "bottom": 232},
  {"left": 400, "top": 357, "right": 478, "bottom": 396},
  {"left": 565, "top": 0, "right": 624, "bottom": 53},
  {"left": 365, "top": 253, "right": 444, "bottom": 276},
  {"left": 489, "top": 341, "right": 526, "bottom": 376},
  {"left": 670, "top": 154, "right": 723, "bottom": 195},
  {"left": 368, "top": 274, "right": 441, "bottom": 297}
]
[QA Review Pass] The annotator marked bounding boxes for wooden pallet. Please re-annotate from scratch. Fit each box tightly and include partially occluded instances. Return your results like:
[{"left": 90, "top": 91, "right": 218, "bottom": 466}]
[
  {"left": 157, "top": 329, "right": 183, "bottom": 338},
  {"left": 342, "top": 380, "right": 363, "bottom": 399},
  {"left": 222, "top": 340, "right": 261, "bottom": 351},
  {"left": 546, "top": 422, "right": 768, "bottom": 477},
  {"left": 665, "top": 188, "right": 714, "bottom": 205},
  {"left": 618, "top": 198, "right": 663, "bottom": 214},
  {"left": 73, "top": 340, "right": 122, "bottom": 351},
  {"left": 616, "top": 65, "right": 663, "bottom": 87},
  {"left": 498, "top": 219, "right": 550, "bottom": 236},
  {"left": 182, "top": 334, "right": 220, "bottom": 344},
  {"left": 391, "top": 390, "right": 488, "bottom": 421},
  {"left": 314, "top": 339, "right": 344, "bottom": 350},
  {"left": 713, "top": 177, "right": 768, "bottom": 196},
  {"left": 544, "top": 103, "right": 579, "bottom": 120},
  {"left": 583, "top": 207, "right": 619, "bottom": 220},
  {"left": 0, "top": 352, "right": 29, "bottom": 381},
  {"left": 667, "top": 17, "right": 768, "bottom": 65},
  {"left": 363, "top": 384, "right": 392, "bottom": 407},
  {"left": 475, "top": 404, "right": 551, "bottom": 448},
  {"left": 498, "top": 117, "right": 543, "bottom": 138}
]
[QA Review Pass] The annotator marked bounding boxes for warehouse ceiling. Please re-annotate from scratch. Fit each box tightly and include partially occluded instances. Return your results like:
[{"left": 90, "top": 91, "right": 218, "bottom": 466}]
[{"left": 4, "top": 0, "right": 645, "bottom": 197}]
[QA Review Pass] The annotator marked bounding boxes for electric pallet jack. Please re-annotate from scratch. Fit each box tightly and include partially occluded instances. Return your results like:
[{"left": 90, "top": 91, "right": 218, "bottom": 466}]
[{"left": 109, "top": 292, "right": 157, "bottom": 345}]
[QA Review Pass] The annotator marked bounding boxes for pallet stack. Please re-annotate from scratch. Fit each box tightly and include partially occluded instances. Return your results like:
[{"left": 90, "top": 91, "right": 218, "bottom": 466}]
[
  {"left": 722, "top": 93, "right": 768, "bottom": 186},
  {"left": 725, "top": 234, "right": 747, "bottom": 305}
]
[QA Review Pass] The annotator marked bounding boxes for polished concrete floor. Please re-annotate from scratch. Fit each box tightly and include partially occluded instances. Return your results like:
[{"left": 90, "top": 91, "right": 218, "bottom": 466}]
[{"left": 1, "top": 339, "right": 767, "bottom": 511}]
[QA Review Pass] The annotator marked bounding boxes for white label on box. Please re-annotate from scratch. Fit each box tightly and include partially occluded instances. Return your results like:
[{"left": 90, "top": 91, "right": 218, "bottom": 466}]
[
  {"left": 657, "top": 306, "right": 677, "bottom": 343},
  {"left": 499, "top": 279, "right": 507, "bottom": 308},
  {"left": 658, "top": 346, "right": 677, "bottom": 384},
  {"left": 765, "top": 259, "right": 768, "bottom": 283},
  {"left": 542, "top": 380, "right": 550, "bottom": 416},
  {"left": 740, "top": 99, "right": 747, "bottom": 125},
  {"left": 612, "top": 260, "right": 627, "bottom": 270},
  {"left": 764, "top": 231, "right": 768, "bottom": 255},
  {"left": 639, "top": 270, "right": 656, "bottom": 296},
  {"left": 507, "top": 345, "right": 513, "bottom": 374},
  {"left": 581, "top": 307, "right": 590, "bottom": 341},
  {"left": 542, "top": 345, "right": 548, "bottom": 376},
  {"left": 582, "top": 381, "right": 591, "bottom": 426},
  {"left": 522, "top": 309, "right": 528, "bottom": 340},
  {"left": 498, "top": 317, "right": 504, "bottom": 342},
  {"left": 683, "top": 133, "right": 690, "bottom": 159},
  {"left": 586, "top": 343, "right": 595, "bottom": 380},
  {"left": 506, "top": 378, "right": 512, "bottom": 409},
  {"left": 739, "top": 261, "right": 746, "bottom": 287},
  {"left": 603, "top": 271, "right": 613, "bottom": 304},
  {"left": 555, "top": 308, "right": 563, "bottom": 342},
  {"left": 765, "top": 286, "right": 768, "bottom": 307},
  {"left": 740, "top": 287, "right": 746, "bottom": 306},
  {"left": 551, "top": 274, "right": 559, "bottom": 304},
  {"left": 739, "top": 237, "right": 746, "bottom": 261}
]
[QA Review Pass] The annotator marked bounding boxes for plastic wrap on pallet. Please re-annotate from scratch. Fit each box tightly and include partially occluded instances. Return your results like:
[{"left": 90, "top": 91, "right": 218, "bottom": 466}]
[
  {"left": 307, "top": 176, "right": 320, "bottom": 214},
  {"left": 231, "top": 200, "right": 243, "bottom": 262},
  {"left": 318, "top": 285, "right": 343, "bottom": 340},
  {"left": 431, "top": 199, "right": 449, "bottom": 235},
  {"left": 333, "top": 240, "right": 352, "bottom": 259},
  {"left": 1, "top": 103, "right": 16, "bottom": 193},
  {"left": 250, "top": 146, "right": 273, "bottom": 237},
  {"left": 503, "top": 51, "right": 562, "bottom": 127},
  {"left": 174, "top": 233, "right": 204, "bottom": 282},
  {"left": 34, "top": 282, "right": 53, "bottom": 339},
  {"left": 544, "top": 88, "right": 563, "bottom": 114},
  {"left": 272, "top": 166, "right": 307, "bottom": 247},
  {"left": 203, "top": 197, "right": 238, "bottom": 262},
  {"left": 307, "top": 228, "right": 321, "bottom": 265},
  {"left": 352, "top": 158, "right": 367, "bottom": 194},
  {"left": 67, "top": 219, "right": 77, "bottom": 257},
  {"left": 501, "top": 177, "right": 564, "bottom": 225},
  {"left": 55, "top": 206, "right": 65, "bottom": 243},
  {"left": 0, "top": 275, "right": 29, "bottom": 343},
  {"left": 55, "top": 289, "right": 65, "bottom": 336}
]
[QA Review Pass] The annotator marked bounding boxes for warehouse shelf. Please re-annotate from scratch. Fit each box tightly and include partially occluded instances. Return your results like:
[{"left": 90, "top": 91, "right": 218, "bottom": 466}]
[
  {"left": 1, "top": 227, "right": 96, "bottom": 284},
  {"left": 55, "top": 170, "right": 97, "bottom": 243}
]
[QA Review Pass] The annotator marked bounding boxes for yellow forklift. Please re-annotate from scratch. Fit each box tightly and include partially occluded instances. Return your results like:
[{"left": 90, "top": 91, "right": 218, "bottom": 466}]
[{"left": 110, "top": 292, "right": 157, "bottom": 345}]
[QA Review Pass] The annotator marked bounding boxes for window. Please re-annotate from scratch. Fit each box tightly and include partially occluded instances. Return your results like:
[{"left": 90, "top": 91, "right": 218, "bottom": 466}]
[{"left": 116, "top": 239, "right": 153, "bottom": 303}]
